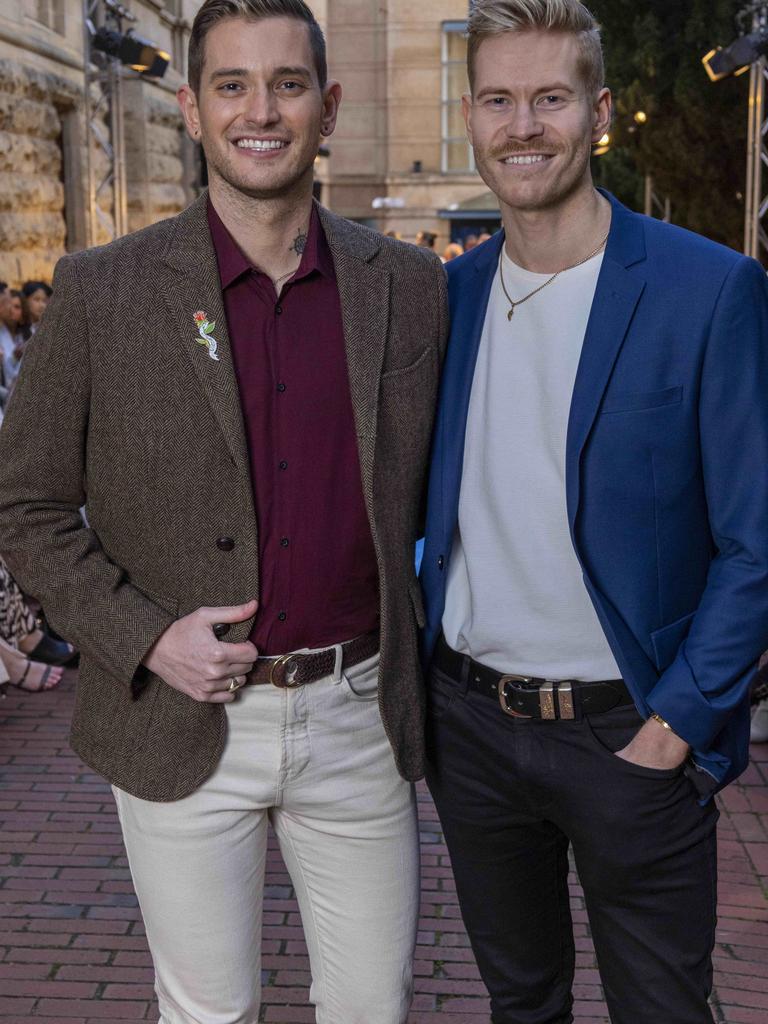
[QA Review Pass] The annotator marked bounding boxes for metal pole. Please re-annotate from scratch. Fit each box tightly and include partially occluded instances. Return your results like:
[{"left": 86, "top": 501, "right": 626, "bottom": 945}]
[
  {"left": 644, "top": 174, "right": 653, "bottom": 217},
  {"left": 110, "top": 60, "right": 128, "bottom": 238},
  {"left": 82, "top": 0, "right": 97, "bottom": 248},
  {"left": 744, "top": 5, "right": 768, "bottom": 258}
]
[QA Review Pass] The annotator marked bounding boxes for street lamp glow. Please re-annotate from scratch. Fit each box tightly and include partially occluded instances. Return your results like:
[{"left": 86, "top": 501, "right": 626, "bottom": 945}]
[{"left": 634, "top": 111, "right": 648, "bottom": 125}]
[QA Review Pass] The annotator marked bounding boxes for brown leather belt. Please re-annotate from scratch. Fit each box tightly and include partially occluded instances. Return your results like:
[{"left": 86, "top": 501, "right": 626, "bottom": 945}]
[{"left": 244, "top": 631, "right": 379, "bottom": 689}]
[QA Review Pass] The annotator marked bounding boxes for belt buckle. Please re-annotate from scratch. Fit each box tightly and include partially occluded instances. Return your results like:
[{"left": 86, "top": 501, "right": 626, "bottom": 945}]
[
  {"left": 498, "top": 676, "right": 559, "bottom": 720},
  {"left": 269, "top": 652, "right": 302, "bottom": 688},
  {"left": 498, "top": 674, "right": 535, "bottom": 718}
]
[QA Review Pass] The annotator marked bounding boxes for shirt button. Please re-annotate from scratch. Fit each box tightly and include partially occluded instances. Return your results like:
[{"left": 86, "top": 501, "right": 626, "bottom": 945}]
[
  {"left": 275, "top": 304, "right": 283, "bottom": 315},
  {"left": 280, "top": 537, "right": 289, "bottom": 548},
  {"left": 277, "top": 382, "right": 286, "bottom": 393},
  {"left": 278, "top": 611, "right": 287, "bottom": 621},
  {"left": 437, "top": 555, "right": 444, "bottom": 570},
  {"left": 217, "top": 537, "right": 235, "bottom": 552},
  {"left": 279, "top": 460, "right": 288, "bottom": 470}
]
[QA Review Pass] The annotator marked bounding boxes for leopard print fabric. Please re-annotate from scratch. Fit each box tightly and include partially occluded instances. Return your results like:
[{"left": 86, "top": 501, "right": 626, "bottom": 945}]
[{"left": 0, "top": 556, "right": 35, "bottom": 647}]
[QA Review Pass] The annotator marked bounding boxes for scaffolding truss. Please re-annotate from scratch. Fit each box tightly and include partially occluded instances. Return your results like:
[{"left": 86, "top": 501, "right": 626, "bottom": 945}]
[
  {"left": 82, "top": 0, "right": 132, "bottom": 247},
  {"left": 743, "top": 3, "right": 768, "bottom": 259}
]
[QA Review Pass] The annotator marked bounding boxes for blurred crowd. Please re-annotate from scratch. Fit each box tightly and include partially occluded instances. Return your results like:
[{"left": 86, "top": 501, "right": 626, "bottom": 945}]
[{"left": 0, "top": 279, "right": 77, "bottom": 696}]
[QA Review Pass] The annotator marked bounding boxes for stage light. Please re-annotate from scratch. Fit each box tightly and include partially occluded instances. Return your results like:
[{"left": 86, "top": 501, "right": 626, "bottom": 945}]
[
  {"left": 702, "top": 30, "right": 768, "bottom": 82},
  {"left": 91, "top": 26, "right": 170, "bottom": 78}
]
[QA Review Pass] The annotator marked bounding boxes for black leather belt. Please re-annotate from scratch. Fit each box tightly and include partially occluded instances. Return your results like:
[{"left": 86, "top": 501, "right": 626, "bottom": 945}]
[{"left": 433, "top": 634, "right": 633, "bottom": 720}]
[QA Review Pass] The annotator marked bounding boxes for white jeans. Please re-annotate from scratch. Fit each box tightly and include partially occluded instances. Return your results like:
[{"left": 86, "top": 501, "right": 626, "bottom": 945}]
[{"left": 112, "top": 652, "right": 419, "bottom": 1024}]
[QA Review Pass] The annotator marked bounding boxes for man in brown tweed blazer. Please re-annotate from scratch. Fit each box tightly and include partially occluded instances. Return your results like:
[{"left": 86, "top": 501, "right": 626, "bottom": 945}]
[{"left": 0, "top": 2, "right": 446, "bottom": 1021}]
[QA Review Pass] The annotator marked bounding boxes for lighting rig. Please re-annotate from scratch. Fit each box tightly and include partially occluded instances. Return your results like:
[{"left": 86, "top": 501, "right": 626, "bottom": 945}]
[
  {"left": 82, "top": 0, "right": 170, "bottom": 246},
  {"left": 703, "top": 2, "right": 768, "bottom": 259}
]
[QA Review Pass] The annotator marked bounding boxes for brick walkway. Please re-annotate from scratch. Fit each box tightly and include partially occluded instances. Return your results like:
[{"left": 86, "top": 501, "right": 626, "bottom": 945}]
[{"left": 1, "top": 670, "right": 767, "bottom": 1023}]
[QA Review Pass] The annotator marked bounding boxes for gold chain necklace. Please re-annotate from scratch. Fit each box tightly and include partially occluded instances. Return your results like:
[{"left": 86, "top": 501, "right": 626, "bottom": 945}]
[{"left": 498, "top": 232, "right": 610, "bottom": 321}]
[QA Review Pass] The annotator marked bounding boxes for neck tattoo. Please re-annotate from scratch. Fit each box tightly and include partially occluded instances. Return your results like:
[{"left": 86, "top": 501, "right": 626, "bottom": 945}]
[{"left": 289, "top": 230, "right": 308, "bottom": 256}]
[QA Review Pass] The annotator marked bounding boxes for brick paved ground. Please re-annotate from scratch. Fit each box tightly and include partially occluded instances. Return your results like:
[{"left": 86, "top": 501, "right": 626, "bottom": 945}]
[{"left": 1, "top": 670, "right": 766, "bottom": 1023}]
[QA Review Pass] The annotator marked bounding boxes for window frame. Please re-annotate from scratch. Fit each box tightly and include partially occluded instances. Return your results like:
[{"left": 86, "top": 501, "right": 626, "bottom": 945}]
[{"left": 441, "top": 21, "right": 474, "bottom": 175}]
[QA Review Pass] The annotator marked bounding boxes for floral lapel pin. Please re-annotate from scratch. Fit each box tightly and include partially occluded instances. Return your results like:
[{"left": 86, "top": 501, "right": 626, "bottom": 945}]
[{"left": 193, "top": 310, "right": 220, "bottom": 362}]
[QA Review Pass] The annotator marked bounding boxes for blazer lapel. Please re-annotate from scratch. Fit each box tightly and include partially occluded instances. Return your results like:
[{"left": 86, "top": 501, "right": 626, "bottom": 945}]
[
  {"left": 565, "top": 196, "right": 647, "bottom": 531},
  {"left": 159, "top": 193, "right": 250, "bottom": 476},
  {"left": 317, "top": 205, "right": 390, "bottom": 508}
]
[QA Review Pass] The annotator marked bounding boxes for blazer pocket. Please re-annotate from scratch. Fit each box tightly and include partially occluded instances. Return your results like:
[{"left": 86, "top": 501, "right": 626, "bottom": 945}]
[
  {"left": 381, "top": 345, "right": 432, "bottom": 383},
  {"left": 409, "top": 578, "right": 427, "bottom": 629},
  {"left": 650, "top": 610, "right": 696, "bottom": 672},
  {"left": 601, "top": 385, "right": 683, "bottom": 415}
]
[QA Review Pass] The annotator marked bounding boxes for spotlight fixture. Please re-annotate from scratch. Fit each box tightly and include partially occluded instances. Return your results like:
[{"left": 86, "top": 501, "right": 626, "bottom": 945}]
[
  {"left": 91, "top": 25, "right": 170, "bottom": 78},
  {"left": 702, "top": 29, "right": 768, "bottom": 82}
]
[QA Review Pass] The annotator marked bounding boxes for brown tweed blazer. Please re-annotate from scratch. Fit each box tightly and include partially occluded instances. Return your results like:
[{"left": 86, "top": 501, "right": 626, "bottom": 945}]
[{"left": 0, "top": 193, "right": 448, "bottom": 800}]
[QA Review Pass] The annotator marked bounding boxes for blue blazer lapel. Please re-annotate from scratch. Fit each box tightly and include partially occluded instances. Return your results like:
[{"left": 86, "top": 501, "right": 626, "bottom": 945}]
[
  {"left": 565, "top": 195, "right": 647, "bottom": 532},
  {"left": 436, "top": 233, "right": 504, "bottom": 538}
]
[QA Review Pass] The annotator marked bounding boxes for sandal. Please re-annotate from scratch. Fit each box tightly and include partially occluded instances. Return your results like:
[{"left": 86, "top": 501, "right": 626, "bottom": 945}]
[
  {"left": 0, "top": 637, "right": 63, "bottom": 692},
  {"left": 18, "top": 629, "right": 77, "bottom": 667}
]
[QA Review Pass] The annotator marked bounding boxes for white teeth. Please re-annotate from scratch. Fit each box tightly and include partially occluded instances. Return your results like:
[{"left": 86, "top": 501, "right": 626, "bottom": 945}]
[
  {"left": 504, "top": 154, "right": 549, "bottom": 165},
  {"left": 236, "top": 139, "right": 287, "bottom": 151}
]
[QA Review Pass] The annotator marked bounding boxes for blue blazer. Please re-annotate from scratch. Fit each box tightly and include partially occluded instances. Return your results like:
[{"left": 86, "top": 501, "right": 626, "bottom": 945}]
[{"left": 420, "top": 192, "right": 768, "bottom": 792}]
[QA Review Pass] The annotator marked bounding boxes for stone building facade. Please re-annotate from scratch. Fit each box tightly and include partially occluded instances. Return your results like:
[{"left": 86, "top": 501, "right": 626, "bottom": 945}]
[
  {"left": 0, "top": 0, "right": 493, "bottom": 285},
  {"left": 322, "top": 0, "right": 498, "bottom": 249},
  {"left": 0, "top": 0, "right": 198, "bottom": 287}
]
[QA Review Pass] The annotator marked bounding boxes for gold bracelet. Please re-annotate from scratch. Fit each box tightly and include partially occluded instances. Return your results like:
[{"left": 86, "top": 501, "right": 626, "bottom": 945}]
[{"left": 650, "top": 711, "right": 673, "bottom": 731}]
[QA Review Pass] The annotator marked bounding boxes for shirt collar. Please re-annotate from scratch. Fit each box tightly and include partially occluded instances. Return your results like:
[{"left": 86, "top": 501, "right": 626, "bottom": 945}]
[{"left": 207, "top": 198, "right": 334, "bottom": 289}]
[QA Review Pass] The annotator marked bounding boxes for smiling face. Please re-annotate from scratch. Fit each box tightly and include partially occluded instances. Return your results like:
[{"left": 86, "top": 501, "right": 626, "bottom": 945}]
[
  {"left": 464, "top": 30, "right": 610, "bottom": 216},
  {"left": 177, "top": 16, "right": 340, "bottom": 203}
]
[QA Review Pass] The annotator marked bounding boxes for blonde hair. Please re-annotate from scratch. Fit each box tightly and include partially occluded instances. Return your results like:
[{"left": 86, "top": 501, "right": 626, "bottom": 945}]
[{"left": 467, "top": 0, "right": 604, "bottom": 96}]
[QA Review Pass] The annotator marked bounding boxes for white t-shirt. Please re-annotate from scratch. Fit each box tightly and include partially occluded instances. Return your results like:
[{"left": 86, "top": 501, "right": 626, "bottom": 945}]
[{"left": 441, "top": 245, "right": 621, "bottom": 680}]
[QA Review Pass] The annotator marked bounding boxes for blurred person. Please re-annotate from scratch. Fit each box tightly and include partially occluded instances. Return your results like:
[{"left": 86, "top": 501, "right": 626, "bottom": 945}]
[
  {"left": 463, "top": 233, "right": 479, "bottom": 251},
  {"left": 477, "top": 231, "right": 492, "bottom": 244},
  {"left": 385, "top": 229, "right": 402, "bottom": 239},
  {"left": 420, "top": 2, "right": 768, "bottom": 1022},
  {"left": 19, "top": 281, "right": 52, "bottom": 341},
  {"left": 442, "top": 242, "right": 464, "bottom": 262},
  {"left": 415, "top": 230, "right": 437, "bottom": 249},
  {"left": 0, "top": 0, "right": 446, "bottom": 1021},
  {"left": 7, "top": 290, "right": 22, "bottom": 331},
  {"left": 0, "top": 281, "right": 19, "bottom": 394}
]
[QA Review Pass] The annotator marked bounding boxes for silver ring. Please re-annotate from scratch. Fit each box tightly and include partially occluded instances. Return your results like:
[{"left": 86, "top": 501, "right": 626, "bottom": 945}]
[{"left": 227, "top": 676, "right": 243, "bottom": 692}]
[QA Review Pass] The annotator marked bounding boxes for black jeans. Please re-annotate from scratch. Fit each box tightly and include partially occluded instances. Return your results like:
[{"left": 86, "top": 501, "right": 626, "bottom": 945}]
[{"left": 425, "top": 659, "right": 719, "bottom": 1024}]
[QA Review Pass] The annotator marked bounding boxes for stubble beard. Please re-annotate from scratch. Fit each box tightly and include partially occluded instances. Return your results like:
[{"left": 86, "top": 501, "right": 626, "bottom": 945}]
[
  {"left": 474, "top": 139, "right": 592, "bottom": 215},
  {"left": 203, "top": 136, "right": 315, "bottom": 204}
]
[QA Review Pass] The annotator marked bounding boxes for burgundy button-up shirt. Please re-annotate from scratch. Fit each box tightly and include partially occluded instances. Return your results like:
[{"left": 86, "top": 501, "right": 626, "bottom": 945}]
[{"left": 207, "top": 201, "right": 379, "bottom": 655}]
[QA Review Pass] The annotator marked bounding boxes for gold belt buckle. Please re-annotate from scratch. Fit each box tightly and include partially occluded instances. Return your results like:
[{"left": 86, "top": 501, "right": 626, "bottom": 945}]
[
  {"left": 497, "top": 674, "right": 535, "bottom": 718},
  {"left": 269, "top": 652, "right": 302, "bottom": 688}
]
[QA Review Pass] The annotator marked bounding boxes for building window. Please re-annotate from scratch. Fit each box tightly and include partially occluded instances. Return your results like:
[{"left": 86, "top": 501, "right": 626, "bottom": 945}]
[
  {"left": 442, "top": 21, "right": 474, "bottom": 174},
  {"left": 34, "top": 1, "right": 66, "bottom": 35}
]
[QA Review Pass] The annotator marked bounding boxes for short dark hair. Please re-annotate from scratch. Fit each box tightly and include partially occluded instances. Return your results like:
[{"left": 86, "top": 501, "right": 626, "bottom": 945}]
[
  {"left": 188, "top": 0, "right": 327, "bottom": 94},
  {"left": 0, "top": 282, "right": 7, "bottom": 294},
  {"left": 21, "top": 281, "right": 52, "bottom": 298}
]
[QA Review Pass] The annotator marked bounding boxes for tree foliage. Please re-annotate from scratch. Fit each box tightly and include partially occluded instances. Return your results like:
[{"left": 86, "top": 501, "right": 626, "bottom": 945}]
[{"left": 590, "top": 0, "right": 750, "bottom": 251}]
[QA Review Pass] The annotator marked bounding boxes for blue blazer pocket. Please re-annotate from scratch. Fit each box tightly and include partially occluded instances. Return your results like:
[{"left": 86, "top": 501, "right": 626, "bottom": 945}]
[
  {"left": 601, "top": 385, "right": 683, "bottom": 415},
  {"left": 650, "top": 610, "right": 696, "bottom": 672}
]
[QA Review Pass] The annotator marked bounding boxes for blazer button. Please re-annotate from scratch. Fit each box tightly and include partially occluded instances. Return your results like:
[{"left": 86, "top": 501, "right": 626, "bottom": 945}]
[
  {"left": 217, "top": 537, "right": 235, "bottom": 552},
  {"left": 437, "top": 555, "right": 444, "bottom": 571}
]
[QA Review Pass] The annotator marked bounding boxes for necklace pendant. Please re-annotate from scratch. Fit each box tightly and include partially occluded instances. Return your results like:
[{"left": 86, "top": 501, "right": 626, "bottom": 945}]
[{"left": 507, "top": 306, "right": 515, "bottom": 321}]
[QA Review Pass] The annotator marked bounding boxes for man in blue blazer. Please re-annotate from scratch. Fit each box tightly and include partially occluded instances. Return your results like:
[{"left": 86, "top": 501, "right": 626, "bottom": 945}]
[{"left": 420, "top": 2, "right": 768, "bottom": 1023}]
